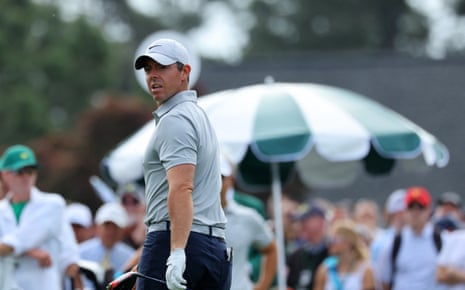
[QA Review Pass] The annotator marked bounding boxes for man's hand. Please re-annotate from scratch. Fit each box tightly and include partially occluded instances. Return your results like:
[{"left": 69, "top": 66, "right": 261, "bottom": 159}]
[
  {"left": 166, "top": 248, "right": 187, "bottom": 290},
  {"left": 26, "top": 248, "right": 52, "bottom": 267},
  {"left": 0, "top": 243, "right": 14, "bottom": 256}
]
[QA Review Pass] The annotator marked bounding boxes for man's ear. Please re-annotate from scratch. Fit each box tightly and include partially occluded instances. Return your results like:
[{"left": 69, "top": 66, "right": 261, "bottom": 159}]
[{"left": 182, "top": 64, "right": 191, "bottom": 82}]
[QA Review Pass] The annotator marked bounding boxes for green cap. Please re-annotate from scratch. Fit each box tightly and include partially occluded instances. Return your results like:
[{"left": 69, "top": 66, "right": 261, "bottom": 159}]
[{"left": 0, "top": 145, "right": 38, "bottom": 171}]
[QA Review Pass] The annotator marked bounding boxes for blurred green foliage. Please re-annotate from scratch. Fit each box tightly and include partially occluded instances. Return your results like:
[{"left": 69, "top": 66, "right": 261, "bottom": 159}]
[
  {"left": 0, "top": 0, "right": 432, "bottom": 146},
  {"left": 0, "top": 1, "right": 115, "bottom": 144},
  {"left": 0, "top": 0, "right": 453, "bottom": 205}
]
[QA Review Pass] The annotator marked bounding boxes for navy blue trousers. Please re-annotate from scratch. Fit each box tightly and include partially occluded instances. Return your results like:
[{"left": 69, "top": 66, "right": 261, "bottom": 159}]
[{"left": 137, "top": 230, "right": 232, "bottom": 290}]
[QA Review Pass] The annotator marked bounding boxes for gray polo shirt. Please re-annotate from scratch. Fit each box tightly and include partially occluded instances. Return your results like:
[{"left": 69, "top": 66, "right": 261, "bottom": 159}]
[{"left": 143, "top": 90, "right": 226, "bottom": 229}]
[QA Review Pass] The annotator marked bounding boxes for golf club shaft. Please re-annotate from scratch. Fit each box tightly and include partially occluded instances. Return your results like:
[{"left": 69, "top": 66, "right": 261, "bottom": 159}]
[{"left": 134, "top": 272, "right": 191, "bottom": 290}]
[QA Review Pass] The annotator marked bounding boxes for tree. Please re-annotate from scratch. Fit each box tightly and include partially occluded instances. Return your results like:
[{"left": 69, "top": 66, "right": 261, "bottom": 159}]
[
  {"left": 245, "top": 0, "right": 413, "bottom": 55},
  {"left": 0, "top": 0, "right": 115, "bottom": 144},
  {"left": 30, "top": 96, "right": 153, "bottom": 210}
]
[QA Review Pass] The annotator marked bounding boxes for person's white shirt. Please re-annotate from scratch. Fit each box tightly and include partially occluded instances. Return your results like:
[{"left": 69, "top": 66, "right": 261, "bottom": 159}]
[
  {"left": 437, "top": 230, "right": 465, "bottom": 290},
  {"left": 0, "top": 256, "right": 22, "bottom": 290},
  {"left": 378, "top": 223, "right": 442, "bottom": 290},
  {"left": 224, "top": 197, "right": 274, "bottom": 290},
  {"left": 370, "top": 227, "right": 395, "bottom": 290},
  {"left": 324, "top": 261, "right": 371, "bottom": 290},
  {"left": 60, "top": 218, "right": 82, "bottom": 290},
  {"left": 0, "top": 187, "right": 66, "bottom": 290}
]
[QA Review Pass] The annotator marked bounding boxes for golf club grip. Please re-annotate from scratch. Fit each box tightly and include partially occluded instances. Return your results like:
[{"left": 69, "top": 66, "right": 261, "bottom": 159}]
[{"left": 106, "top": 271, "right": 137, "bottom": 290}]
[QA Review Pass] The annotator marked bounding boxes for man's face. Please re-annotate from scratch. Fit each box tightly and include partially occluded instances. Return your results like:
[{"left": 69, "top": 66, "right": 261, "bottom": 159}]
[
  {"left": 98, "top": 221, "right": 123, "bottom": 248},
  {"left": 439, "top": 202, "right": 461, "bottom": 216},
  {"left": 406, "top": 202, "right": 431, "bottom": 228},
  {"left": 1, "top": 166, "right": 37, "bottom": 196},
  {"left": 143, "top": 59, "right": 190, "bottom": 104},
  {"left": 299, "top": 215, "right": 326, "bottom": 242}
]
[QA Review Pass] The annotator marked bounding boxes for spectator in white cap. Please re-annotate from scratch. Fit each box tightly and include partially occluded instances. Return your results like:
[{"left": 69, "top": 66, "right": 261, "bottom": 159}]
[
  {"left": 66, "top": 202, "right": 95, "bottom": 244},
  {"left": 384, "top": 189, "right": 408, "bottom": 231},
  {"left": 79, "top": 202, "right": 135, "bottom": 288},
  {"left": 370, "top": 189, "right": 407, "bottom": 289},
  {"left": 117, "top": 183, "right": 146, "bottom": 249},
  {"left": 434, "top": 191, "right": 463, "bottom": 221},
  {"left": 432, "top": 191, "right": 464, "bottom": 235}
]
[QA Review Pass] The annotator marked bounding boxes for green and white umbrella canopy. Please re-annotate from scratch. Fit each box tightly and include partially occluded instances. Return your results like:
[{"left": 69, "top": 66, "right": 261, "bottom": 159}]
[
  {"left": 198, "top": 82, "right": 449, "bottom": 290},
  {"left": 199, "top": 82, "right": 449, "bottom": 191}
]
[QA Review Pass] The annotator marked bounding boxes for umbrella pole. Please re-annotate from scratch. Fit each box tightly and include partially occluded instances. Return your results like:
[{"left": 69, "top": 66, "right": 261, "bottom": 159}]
[{"left": 271, "top": 162, "right": 286, "bottom": 290}]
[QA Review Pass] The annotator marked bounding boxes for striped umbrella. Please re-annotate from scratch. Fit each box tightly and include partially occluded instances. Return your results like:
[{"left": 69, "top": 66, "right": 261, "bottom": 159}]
[
  {"left": 197, "top": 81, "right": 448, "bottom": 290},
  {"left": 199, "top": 82, "right": 449, "bottom": 191}
]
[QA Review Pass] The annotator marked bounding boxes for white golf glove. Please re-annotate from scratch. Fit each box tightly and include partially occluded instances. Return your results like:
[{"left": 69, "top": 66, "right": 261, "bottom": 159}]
[{"left": 166, "top": 248, "right": 187, "bottom": 290}]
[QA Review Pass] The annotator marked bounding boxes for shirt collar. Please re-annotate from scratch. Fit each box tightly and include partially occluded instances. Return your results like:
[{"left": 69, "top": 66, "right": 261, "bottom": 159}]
[
  {"left": 153, "top": 90, "right": 197, "bottom": 123},
  {"left": 5, "top": 186, "right": 40, "bottom": 202},
  {"left": 405, "top": 222, "right": 434, "bottom": 237}
]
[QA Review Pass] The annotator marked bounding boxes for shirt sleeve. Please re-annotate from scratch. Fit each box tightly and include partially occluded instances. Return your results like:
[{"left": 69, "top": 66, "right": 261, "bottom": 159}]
[
  {"left": 249, "top": 210, "right": 274, "bottom": 249},
  {"left": 59, "top": 220, "right": 80, "bottom": 272},
  {"left": 436, "top": 233, "right": 455, "bottom": 266},
  {"left": 156, "top": 114, "right": 197, "bottom": 170},
  {"left": 377, "top": 236, "right": 394, "bottom": 284}
]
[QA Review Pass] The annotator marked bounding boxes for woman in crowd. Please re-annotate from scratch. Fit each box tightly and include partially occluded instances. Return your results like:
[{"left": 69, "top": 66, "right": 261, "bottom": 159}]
[{"left": 313, "top": 219, "right": 375, "bottom": 290}]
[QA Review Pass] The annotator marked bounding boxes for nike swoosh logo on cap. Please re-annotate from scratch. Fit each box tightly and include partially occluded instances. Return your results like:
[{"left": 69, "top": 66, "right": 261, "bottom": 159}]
[{"left": 148, "top": 44, "right": 162, "bottom": 50}]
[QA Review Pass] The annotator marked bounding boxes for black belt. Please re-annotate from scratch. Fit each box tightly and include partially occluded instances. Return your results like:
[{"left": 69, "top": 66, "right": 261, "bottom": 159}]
[{"left": 148, "top": 221, "right": 226, "bottom": 240}]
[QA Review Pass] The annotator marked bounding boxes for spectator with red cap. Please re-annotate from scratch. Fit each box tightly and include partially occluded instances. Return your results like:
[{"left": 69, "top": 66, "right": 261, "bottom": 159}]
[{"left": 378, "top": 186, "right": 444, "bottom": 290}]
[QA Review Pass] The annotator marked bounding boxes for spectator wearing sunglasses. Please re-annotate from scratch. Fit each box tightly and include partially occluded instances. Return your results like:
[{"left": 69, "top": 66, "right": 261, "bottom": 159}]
[
  {"left": 117, "top": 183, "right": 146, "bottom": 249},
  {"left": 0, "top": 145, "right": 83, "bottom": 290},
  {"left": 433, "top": 192, "right": 464, "bottom": 232},
  {"left": 378, "top": 186, "right": 444, "bottom": 290}
]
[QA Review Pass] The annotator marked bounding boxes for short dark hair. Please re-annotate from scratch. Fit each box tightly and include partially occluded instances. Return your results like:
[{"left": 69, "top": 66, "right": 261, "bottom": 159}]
[
  {"left": 176, "top": 62, "right": 189, "bottom": 82},
  {"left": 176, "top": 62, "right": 184, "bottom": 71}
]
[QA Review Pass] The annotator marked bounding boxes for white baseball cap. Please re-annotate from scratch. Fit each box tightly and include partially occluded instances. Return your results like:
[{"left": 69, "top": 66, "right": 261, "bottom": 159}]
[
  {"left": 386, "top": 189, "right": 407, "bottom": 214},
  {"left": 117, "top": 182, "right": 145, "bottom": 202},
  {"left": 66, "top": 203, "right": 93, "bottom": 228},
  {"left": 134, "top": 38, "right": 189, "bottom": 69},
  {"left": 95, "top": 202, "right": 129, "bottom": 228}
]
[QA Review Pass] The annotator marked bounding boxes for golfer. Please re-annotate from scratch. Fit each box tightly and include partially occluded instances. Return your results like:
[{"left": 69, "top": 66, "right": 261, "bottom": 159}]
[{"left": 134, "top": 38, "right": 231, "bottom": 290}]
